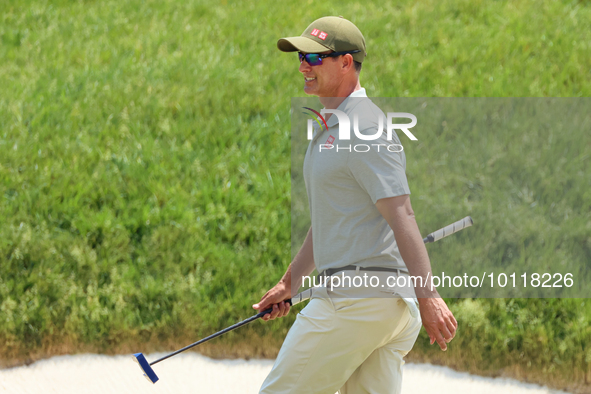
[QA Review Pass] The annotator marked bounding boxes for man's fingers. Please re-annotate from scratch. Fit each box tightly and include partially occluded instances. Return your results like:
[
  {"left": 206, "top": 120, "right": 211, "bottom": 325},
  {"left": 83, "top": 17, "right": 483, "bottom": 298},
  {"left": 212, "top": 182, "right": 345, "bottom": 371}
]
[
  {"left": 428, "top": 321, "right": 455, "bottom": 349},
  {"left": 261, "top": 301, "right": 293, "bottom": 321},
  {"left": 440, "top": 326, "right": 453, "bottom": 343},
  {"left": 279, "top": 301, "right": 289, "bottom": 317},
  {"left": 436, "top": 336, "right": 447, "bottom": 351},
  {"left": 253, "top": 292, "right": 271, "bottom": 311},
  {"left": 262, "top": 304, "right": 277, "bottom": 321},
  {"left": 270, "top": 303, "right": 280, "bottom": 320},
  {"left": 253, "top": 290, "right": 280, "bottom": 312},
  {"left": 431, "top": 330, "right": 448, "bottom": 351},
  {"left": 446, "top": 318, "right": 457, "bottom": 339},
  {"left": 450, "top": 314, "right": 458, "bottom": 330},
  {"left": 275, "top": 302, "right": 285, "bottom": 319},
  {"left": 262, "top": 308, "right": 272, "bottom": 321}
]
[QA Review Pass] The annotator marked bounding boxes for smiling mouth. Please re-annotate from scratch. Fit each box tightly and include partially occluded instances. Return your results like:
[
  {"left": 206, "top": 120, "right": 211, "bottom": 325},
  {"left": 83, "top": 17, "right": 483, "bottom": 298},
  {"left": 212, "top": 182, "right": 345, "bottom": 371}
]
[{"left": 304, "top": 77, "right": 316, "bottom": 82}]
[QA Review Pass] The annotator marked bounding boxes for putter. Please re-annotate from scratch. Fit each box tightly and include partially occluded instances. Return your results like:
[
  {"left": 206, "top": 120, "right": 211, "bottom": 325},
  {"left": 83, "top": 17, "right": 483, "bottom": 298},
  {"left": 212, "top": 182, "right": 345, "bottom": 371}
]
[
  {"left": 134, "top": 216, "right": 473, "bottom": 383},
  {"left": 132, "top": 300, "right": 292, "bottom": 384}
]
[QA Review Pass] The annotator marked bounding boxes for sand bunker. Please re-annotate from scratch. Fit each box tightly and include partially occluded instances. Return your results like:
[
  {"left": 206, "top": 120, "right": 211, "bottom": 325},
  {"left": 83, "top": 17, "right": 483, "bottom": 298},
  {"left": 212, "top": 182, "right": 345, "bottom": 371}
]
[{"left": 0, "top": 353, "right": 570, "bottom": 393}]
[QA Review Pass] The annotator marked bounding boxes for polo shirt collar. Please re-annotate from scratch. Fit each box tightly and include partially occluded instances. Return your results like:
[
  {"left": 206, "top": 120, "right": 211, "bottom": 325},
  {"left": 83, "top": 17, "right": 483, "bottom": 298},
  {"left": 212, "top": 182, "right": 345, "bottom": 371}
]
[{"left": 326, "top": 88, "right": 367, "bottom": 128}]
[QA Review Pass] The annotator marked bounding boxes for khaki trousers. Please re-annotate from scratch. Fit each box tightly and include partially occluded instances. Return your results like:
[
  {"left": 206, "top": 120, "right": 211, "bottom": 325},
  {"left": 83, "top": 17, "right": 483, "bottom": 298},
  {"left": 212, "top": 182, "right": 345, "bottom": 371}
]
[{"left": 259, "top": 281, "right": 422, "bottom": 394}]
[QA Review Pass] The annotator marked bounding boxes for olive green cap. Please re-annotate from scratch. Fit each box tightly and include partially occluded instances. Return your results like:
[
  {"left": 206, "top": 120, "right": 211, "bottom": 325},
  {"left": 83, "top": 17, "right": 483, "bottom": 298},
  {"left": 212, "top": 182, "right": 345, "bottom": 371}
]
[{"left": 277, "top": 16, "right": 367, "bottom": 63}]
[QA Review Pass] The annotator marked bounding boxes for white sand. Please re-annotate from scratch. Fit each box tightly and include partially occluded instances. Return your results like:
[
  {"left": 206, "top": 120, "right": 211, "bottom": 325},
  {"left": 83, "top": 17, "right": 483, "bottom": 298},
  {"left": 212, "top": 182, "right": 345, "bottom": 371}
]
[{"left": 0, "top": 353, "right": 570, "bottom": 394}]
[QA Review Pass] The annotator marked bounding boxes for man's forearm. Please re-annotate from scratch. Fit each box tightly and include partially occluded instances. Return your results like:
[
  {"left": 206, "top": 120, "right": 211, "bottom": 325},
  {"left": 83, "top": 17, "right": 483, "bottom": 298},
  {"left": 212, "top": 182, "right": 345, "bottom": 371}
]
[
  {"left": 375, "top": 195, "right": 438, "bottom": 298},
  {"left": 391, "top": 211, "right": 438, "bottom": 298},
  {"left": 280, "top": 227, "right": 316, "bottom": 292}
]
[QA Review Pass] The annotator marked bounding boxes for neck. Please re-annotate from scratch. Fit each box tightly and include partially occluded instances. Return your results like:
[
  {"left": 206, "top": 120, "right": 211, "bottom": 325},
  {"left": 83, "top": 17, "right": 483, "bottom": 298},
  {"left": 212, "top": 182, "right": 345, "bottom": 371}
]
[{"left": 319, "top": 78, "right": 362, "bottom": 109}]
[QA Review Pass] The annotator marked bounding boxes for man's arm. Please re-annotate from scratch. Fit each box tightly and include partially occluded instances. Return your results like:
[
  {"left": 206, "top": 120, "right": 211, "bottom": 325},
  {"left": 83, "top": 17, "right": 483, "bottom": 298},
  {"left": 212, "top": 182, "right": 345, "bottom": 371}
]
[
  {"left": 375, "top": 194, "right": 458, "bottom": 351},
  {"left": 252, "top": 226, "right": 316, "bottom": 321}
]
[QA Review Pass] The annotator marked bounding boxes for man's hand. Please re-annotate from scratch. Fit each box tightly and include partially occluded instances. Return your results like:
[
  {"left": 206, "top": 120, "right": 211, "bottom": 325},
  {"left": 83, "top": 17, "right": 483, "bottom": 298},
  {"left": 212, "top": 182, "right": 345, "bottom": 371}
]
[
  {"left": 418, "top": 297, "right": 457, "bottom": 351},
  {"left": 254, "top": 227, "right": 315, "bottom": 321},
  {"left": 252, "top": 281, "right": 292, "bottom": 321}
]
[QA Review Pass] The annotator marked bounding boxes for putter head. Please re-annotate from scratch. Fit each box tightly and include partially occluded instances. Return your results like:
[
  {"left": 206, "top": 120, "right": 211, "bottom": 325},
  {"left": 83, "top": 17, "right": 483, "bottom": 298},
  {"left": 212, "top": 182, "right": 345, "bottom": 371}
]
[{"left": 132, "top": 353, "right": 159, "bottom": 384}]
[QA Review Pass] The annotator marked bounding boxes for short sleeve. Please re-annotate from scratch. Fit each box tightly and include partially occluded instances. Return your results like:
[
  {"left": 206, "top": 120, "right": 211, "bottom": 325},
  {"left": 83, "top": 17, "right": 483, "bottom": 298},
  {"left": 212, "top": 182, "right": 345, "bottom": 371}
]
[{"left": 347, "top": 142, "right": 411, "bottom": 204}]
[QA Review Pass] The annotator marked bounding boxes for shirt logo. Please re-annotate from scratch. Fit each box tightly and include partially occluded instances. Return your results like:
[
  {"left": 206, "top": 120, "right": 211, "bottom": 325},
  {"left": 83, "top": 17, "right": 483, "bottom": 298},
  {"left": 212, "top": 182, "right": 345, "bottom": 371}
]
[
  {"left": 324, "top": 135, "right": 335, "bottom": 147},
  {"left": 318, "top": 31, "right": 328, "bottom": 40},
  {"left": 310, "top": 29, "right": 320, "bottom": 36}
]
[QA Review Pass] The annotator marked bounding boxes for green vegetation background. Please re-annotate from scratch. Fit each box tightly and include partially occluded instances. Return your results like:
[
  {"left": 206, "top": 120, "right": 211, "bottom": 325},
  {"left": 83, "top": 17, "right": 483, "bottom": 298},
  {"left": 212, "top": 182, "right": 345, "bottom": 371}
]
[{"left": 1, "top": 0, "right": 590, "bottom": 392}]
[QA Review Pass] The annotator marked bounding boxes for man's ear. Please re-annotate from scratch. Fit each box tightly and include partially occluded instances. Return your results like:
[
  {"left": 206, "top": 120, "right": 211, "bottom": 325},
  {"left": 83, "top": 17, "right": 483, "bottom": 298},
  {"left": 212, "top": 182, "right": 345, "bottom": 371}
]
[{"left": 341, "top": 54, "right": 354, "bottom": 73}]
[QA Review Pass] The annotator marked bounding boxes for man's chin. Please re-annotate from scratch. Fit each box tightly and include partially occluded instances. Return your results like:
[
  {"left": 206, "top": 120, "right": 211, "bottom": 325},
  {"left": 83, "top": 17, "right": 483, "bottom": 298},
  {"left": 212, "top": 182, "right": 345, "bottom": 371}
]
[{"left": 303, "top": 86, "right": 319, "bottom": 96}]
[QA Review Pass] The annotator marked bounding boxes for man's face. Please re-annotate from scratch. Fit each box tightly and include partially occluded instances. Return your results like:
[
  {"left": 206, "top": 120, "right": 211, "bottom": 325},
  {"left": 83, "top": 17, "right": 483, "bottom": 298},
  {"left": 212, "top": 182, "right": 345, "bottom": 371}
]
[{"left": 299, "top": 50, "right": 343, "bottom": 97}]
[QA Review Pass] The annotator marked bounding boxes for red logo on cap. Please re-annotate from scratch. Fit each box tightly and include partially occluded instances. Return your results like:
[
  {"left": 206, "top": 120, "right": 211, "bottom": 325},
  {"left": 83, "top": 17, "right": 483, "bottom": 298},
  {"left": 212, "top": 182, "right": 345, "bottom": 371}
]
[
  {"left": 318, "top": 31, "right": 327, "bottom": 40},
  {"left": 310, "top": 29, "right": 319, "bottom": 36}
]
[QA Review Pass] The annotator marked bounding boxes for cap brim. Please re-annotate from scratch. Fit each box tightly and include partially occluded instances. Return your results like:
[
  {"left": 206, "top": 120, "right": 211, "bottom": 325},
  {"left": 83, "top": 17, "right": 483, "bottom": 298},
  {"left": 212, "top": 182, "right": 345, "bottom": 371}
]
[{"left": 277, "top": 36, "right": 330, "bottom": 53}]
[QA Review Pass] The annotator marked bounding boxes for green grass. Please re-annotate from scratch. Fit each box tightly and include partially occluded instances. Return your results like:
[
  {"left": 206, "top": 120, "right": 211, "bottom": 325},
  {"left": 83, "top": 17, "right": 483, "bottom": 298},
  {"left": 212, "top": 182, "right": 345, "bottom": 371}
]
[{"left": 1, "top": 0, "right": 590, "bottom": 391}]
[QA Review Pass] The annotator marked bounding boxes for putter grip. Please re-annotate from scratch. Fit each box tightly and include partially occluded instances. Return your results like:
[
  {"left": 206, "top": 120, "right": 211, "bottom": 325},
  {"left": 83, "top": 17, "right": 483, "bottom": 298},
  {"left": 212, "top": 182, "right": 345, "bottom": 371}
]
[
  {"left": 258, "top": 298, "right": 293, "bottom": 317},
  {"left": 423, "top": 216, "right": 473, "bottom": 243}
]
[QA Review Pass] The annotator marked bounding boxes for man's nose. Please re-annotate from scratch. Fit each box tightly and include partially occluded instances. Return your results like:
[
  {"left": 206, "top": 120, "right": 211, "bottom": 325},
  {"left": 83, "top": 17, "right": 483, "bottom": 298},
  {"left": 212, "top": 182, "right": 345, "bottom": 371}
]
[{"left": 299, "top": 58, "right": 312, "bottom": 73}]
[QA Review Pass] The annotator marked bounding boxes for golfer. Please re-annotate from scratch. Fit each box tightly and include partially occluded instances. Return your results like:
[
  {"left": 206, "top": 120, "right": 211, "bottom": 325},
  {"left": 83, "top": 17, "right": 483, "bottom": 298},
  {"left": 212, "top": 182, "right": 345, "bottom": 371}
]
[{"left": 253, "top": 16, "right": 457, "bottom": 394}]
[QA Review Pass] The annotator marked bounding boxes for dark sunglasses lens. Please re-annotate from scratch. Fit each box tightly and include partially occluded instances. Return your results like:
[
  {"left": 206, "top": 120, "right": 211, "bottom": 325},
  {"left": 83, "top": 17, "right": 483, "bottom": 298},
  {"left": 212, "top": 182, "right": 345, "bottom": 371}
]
[
  {"left": 306, "top": 54, "right": 322, "bottom": 65},
  {"left": 299, "top": 53, "right": 322, "bottom": 66}
]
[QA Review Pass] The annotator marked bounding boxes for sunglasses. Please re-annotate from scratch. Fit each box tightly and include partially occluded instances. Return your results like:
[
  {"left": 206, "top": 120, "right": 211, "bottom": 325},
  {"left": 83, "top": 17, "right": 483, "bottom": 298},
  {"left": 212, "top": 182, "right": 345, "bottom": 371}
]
[{"left": 298, "top": 50, "right": 361, "bottom": 66}]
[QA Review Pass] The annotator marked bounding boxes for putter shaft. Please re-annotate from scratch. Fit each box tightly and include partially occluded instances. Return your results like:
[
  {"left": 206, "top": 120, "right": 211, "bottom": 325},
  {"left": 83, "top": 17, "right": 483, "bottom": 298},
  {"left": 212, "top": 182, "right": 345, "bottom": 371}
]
[{"left": 150, "top": 301, "right": 291, "bottom": 366}]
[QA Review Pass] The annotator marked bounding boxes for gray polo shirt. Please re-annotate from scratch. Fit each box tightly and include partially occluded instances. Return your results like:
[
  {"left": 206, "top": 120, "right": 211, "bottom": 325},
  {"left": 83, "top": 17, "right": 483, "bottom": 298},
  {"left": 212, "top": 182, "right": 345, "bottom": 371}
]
[{"left": 303, "top": 88, "right": 410, "bottom": 273}]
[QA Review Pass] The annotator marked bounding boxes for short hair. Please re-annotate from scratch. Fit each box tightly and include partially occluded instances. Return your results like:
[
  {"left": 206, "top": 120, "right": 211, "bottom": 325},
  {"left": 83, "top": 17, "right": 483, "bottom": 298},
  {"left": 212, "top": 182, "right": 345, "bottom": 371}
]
[
  {"left": 354, "top": 61, "right": 362, "bottom": 73},
  {"left": 331, "top": 54, "right": 362, "bottom": 73}
]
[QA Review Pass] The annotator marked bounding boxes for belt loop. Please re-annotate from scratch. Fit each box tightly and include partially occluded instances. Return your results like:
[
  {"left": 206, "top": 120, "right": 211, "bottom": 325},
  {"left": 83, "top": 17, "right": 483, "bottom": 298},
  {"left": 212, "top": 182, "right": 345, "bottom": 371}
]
[
  {"left": 317, "top": 271, "right": 325, "bottom": 286},
  {"left": 355, "top": 266, "right": 360, "bottom": 275}
]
